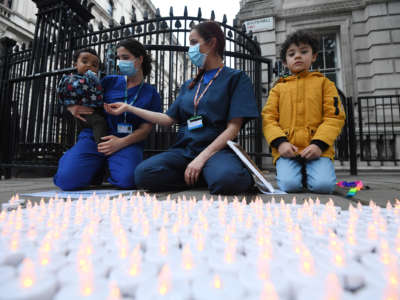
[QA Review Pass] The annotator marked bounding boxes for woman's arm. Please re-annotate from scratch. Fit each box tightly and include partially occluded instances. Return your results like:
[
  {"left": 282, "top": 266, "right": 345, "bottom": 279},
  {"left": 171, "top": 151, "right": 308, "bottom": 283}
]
[
  {"left": 184, "top": 117, "right": 243, "bottom": 185},
  {"left": 97, "top": 122, "right": 153, "bottom": 156},
  {"left": 66, "top": 105, "right": 94, "bottom": 122},
  {"left": 104, "top": 102, "right": 175, "bottom": 126}
]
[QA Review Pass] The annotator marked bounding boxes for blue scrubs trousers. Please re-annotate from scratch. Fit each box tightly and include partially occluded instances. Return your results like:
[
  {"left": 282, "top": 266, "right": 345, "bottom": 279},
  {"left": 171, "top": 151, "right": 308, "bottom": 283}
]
[
  {"left": 54, "top": 129, "right": 143, "bottom": 190},
  {"left": 135, "top": 149, "right": 254, "bottom": 195}
]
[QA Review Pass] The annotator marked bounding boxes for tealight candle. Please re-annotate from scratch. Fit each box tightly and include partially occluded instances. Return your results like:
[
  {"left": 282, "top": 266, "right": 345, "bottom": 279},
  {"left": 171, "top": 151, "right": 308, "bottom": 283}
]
[{"left": 0, "top": 258, "right": 57, "bottom": 300}]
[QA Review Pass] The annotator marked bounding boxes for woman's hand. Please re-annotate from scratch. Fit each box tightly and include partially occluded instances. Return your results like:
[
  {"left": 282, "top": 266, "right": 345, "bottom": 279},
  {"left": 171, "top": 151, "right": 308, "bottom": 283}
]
[
  {"left": 67, "top": 105, "right": 94, "bottom": 122},
  {"left": 300, "top": 144, "right": 322, "bottom": 160},
  {"left": 97, "top": 135, "right": 124, "bottom": 156},
  {"left": 104, "top": 102, "right": 128, "bottom": 116},
  {"left": 184, "top": 155, "right": 206, "bottom": 186},
  {"left": 278, "top": 142, "right": 298, "bottom": 158}
]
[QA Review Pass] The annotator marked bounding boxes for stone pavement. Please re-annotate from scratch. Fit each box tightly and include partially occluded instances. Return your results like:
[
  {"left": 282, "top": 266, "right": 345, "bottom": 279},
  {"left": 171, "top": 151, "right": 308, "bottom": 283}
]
[{"left": 0, "top": 171, "right": 399, "bottom": 210}]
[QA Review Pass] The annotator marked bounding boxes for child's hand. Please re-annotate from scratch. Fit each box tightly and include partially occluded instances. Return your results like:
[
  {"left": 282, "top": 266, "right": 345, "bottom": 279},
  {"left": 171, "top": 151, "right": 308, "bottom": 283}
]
[
  {"left": 300, "top": 144, "right": 322, "bottom": 160},
  {"left": 67, "top": 105, "right": 94, "bottom": 122},
  {"left": 278, "top": 142, "right": 298, "bottom": 158},
  {"left": 104, "top": 102, "right": 128, "bottom": 115}
]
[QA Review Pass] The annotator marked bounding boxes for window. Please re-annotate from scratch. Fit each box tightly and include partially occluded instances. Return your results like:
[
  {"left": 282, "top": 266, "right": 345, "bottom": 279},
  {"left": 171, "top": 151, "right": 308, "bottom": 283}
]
[
  {"left": 1, "top": 0, "right": 12, "bottom": 9},
  {"left": 106, "top": 0, "right": 114, "bottom": 17},
  {"left": 311, "top": 32, "right": 342, "bottom": 88}
]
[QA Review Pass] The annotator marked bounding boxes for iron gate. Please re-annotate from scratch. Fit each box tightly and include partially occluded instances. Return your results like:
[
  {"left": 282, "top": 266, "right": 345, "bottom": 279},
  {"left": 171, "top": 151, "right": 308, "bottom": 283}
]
[{"left": 0, "top": 0, "right": 272, "bottom": 177}]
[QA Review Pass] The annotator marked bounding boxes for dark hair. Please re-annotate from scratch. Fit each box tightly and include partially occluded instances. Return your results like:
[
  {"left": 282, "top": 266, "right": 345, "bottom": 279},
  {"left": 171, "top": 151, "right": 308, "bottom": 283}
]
[
  {"left": 117, "top": 38, "right": 152, "bottom": 77},
  {"left": 73, "top": 48, "right": 100, "bottom": 63},
  {"left": 188, "top": 21, "right": 226, "bottom": 89},
  {"left": 280, "top": 30, "right": 319, "bottom": 63}
]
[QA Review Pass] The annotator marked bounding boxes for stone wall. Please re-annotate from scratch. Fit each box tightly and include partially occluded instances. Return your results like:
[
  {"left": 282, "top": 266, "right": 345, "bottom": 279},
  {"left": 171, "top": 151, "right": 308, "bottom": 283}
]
[
  {"left": 352, "top": 1, "right": 400, "bottom": 96},
  {"left": 238, "top": 0, "right": 400, "bottom": 98}
]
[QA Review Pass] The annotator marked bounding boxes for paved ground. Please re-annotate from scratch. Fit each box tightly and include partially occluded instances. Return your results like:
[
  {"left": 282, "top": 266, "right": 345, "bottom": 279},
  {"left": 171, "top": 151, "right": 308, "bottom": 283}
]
[{"left": 1, "top": 171, "right": 399, "bottom": 210}]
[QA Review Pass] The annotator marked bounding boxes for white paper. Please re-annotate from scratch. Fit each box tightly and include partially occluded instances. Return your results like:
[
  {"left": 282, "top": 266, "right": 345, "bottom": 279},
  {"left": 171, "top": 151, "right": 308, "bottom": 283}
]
[
  {"left": 21, "top": 189, "right": 135, "bottom": 199},
  {"left": 227, "top": 140, "right": 283, "bottom": 194}
]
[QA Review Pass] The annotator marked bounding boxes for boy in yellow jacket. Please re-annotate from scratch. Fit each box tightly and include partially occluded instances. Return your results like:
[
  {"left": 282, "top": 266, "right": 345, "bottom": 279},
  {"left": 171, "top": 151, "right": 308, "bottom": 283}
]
[{"left": 262, "top": 30, "right": 345, "bottom": 193}]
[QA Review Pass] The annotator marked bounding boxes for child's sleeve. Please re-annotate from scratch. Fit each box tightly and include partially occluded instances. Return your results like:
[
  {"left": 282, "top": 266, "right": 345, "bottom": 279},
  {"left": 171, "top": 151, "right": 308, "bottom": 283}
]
[
  {"left": 261, "top": 84, "right": 287, "bottom": 148},
  {"left": 57, "top": 75, "right": 77, "bottom": 106},
  {"left": 312, "top": 79, "right": 346, "bottom": 147}
]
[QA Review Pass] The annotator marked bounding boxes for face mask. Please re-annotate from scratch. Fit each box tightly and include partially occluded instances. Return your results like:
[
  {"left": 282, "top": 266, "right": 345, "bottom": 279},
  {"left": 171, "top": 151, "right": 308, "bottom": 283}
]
[
  {"left": 117, "top": 60, "right": 137, "bottom": 76},
  {"left": 188, "top": 43, "right": 207, "bottom": 68}
]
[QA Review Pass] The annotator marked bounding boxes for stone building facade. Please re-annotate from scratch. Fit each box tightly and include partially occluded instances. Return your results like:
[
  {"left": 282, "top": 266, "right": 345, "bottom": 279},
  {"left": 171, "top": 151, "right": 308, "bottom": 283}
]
[
  {"left": 238, "top": 0, "right": 400, "bottom": 167},
  {"left": 0, "top": 0, "right": 156, "bottom": 55},
  {"left": 238, "top": 0, "right": 400, "bottom": 99}
]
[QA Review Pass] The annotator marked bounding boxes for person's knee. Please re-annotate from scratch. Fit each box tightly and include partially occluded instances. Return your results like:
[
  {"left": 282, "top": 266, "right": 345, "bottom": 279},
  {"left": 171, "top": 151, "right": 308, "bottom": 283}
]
[
  {"left": 134, "top": 161, "right": 160, "bottom": 190},
  {"left": 308, "top": 177, "right": 336, "bottom": 194},
  {"left": 207, "top": 168, "right": 253, "bottom": 194},
  {"left": 277, "top": 176, "right": 303, "bottom": 193},
  {"left": 111, "top": 170, "right": 136, "bottom": 189},
  {"left": 54, "top": 170, "right": 82, "bottom": 191}
]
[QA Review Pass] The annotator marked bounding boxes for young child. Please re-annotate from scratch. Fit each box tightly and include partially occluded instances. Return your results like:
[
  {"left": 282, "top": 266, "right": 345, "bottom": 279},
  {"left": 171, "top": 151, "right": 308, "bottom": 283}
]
[
  {"left": 57, "top": 48, "right": 107, "bottom": 143},
  {"left": 261, "top": 30, "right": 346, "bottom": 194}
]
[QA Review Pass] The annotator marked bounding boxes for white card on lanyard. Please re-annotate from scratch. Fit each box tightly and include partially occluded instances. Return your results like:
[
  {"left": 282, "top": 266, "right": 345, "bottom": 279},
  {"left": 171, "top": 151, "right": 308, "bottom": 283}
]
[
  {"left": 117, "top": 123, "right": 133, "bottom": 134},
  {"left": 187, "top": 116, "right": 203, "bottom": 131}
]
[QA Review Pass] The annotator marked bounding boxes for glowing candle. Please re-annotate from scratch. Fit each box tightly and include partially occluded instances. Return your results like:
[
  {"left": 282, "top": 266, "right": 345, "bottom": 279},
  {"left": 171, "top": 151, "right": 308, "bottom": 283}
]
[
  {"left": 158, "top": 264, "right": 172, "bottom": 296},
  {"left": 323, "top": 273, "right": 342, "bottom": 300},
  {"left": 260, "top": 281, "right": 278, "bottom": 300},
  {"left": 0, "top": 258, "right": 57, "bottom": 300}
]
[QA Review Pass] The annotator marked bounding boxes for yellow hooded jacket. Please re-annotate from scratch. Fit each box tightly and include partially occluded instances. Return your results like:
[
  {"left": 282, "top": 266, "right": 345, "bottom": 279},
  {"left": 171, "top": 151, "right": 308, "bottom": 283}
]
[{"left": 261, "top": 70, "right": 346, "bottom": 164}]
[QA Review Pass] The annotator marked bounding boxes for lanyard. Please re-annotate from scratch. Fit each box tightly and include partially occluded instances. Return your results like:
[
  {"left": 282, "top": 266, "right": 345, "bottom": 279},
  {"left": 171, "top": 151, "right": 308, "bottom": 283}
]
[
  {"left": 124, "top": 77, "right": 144, "bottom": 123},
  {"left": 193, "top": 66, "right": 223, "bottom": 116}
]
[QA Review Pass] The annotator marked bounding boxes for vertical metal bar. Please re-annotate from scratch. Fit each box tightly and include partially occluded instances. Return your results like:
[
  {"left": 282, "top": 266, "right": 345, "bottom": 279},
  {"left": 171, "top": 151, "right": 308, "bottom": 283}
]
[{"left": 347, "top": 96, "right": 357, "bottom": 175}]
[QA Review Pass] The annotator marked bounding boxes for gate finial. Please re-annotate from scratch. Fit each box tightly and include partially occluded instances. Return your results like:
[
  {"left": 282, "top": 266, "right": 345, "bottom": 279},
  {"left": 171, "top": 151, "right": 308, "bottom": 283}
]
[{"left": 197, "top": 7, "right": 202, "bottom": 19}]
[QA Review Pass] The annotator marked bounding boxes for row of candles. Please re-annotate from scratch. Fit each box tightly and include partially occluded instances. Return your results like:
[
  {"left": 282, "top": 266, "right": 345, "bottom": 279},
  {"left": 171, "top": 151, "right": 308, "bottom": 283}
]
[{"left": 0, "top": 193, "right": 399, "bottom": 300}]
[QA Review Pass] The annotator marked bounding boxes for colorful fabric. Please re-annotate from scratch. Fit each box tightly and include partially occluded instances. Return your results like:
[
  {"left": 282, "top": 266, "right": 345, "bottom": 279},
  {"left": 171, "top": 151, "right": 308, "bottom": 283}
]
[
  {"left": 57, "top": 71, "right": 103, "bottom": 107},
  {"left": 337, "top": 180, "right": 364, "bottom": 197}
]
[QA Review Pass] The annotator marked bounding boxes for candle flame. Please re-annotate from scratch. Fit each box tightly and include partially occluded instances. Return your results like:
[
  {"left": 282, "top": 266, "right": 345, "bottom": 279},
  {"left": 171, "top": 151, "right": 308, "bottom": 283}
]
[
  {"left": 213, "top": 275, "right": 222, "bottom": 289},
  {"left": 260, "top": 281, "right": 278, "bottom": 300},
  {"left": 19, "top": 258, "right": 36, "bottom": 288},
  {"left": 158, "top": 265, "right": 172, "bottom": 295},
  {"left": 324, "top": 273, "right": 342, "bottom": 300},
  {"left": 182, "top": 244, "right": 194, "bottom": 270},
  {"left": 107, "top": 281, "right": 121, "bottom": 300}
]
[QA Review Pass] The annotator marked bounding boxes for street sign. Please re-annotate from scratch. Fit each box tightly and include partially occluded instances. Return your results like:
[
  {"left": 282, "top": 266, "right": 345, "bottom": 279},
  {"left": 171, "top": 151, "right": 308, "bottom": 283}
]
[{"left": 244, "top": 17, "right": 274, "bottom": 32}]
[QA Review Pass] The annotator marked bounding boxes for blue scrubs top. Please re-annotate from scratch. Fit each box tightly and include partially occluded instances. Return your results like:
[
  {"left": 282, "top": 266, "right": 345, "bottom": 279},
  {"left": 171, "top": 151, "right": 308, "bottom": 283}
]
[
  {"left": 166, "top": 66, "right": 259, "bottom": 158},
  {"left": 101, "top": 75, "right": 161, "bottom": 146}
]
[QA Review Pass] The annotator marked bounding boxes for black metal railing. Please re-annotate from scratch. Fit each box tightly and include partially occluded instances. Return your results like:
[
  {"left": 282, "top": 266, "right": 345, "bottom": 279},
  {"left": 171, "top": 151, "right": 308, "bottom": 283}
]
[
  {"left": 0, "top": 0, "right": 272, "bottom": 176},
  {"left": 357, "top": 95, "right": 399, "bottom": 165},
  {"left": 334, "top": 90, "right": 357, "bottom": 174}
]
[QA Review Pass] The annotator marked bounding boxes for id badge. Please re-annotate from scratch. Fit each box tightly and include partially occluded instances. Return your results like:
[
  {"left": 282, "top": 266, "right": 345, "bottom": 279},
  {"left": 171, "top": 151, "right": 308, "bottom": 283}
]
[
  {"left": 117, "top": 123, "right": 133, "bottom": 134},
  {"left": 187, "top": 116, "right": 203, "bottom": 131}
]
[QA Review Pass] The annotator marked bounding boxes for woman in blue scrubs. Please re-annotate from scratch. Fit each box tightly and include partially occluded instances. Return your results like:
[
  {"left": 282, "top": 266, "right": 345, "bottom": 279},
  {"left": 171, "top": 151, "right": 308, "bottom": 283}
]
[
  {"left": 105, "top": 21, "right": 259, "bottom": 194},
  {"left": 54, "top": 39, "right": 161, "bottom": 190}
]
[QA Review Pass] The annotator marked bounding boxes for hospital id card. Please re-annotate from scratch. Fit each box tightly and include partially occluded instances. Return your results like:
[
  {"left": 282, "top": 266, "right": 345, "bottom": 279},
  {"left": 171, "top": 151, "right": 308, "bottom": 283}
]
[
  {"left": 117, "top": 123, "right": 133, "bottom": 134},
  {"left": 187, "top": 116, "right": 203, "bottom": 131}
]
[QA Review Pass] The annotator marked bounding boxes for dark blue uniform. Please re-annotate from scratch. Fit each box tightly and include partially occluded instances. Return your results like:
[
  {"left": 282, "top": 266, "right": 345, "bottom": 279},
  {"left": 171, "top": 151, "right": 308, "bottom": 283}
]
[
  {"left": 54, "top": 75, "right": 161, "bottom": 190},
  {"left": 135, "top": 67, "right": 259, "bottom": 194}
]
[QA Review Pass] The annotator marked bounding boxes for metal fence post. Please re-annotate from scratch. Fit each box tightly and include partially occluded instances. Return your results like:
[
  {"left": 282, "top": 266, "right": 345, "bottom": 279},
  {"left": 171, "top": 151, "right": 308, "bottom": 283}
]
[
  {"left": 347, "top": 96, "right": 357, "bottom": 175},
  {"left": 0, "top": 37, "right": 17, "bottom": 178}
]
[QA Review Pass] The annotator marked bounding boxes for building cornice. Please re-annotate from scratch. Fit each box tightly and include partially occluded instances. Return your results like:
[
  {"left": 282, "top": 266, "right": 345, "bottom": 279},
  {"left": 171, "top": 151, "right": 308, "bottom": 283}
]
[
  {"left": 238, "top": 0, "right": 390, "bottom": 22},
  {"left": 279, "top": 0, "right": 366, "bottom": 19}
]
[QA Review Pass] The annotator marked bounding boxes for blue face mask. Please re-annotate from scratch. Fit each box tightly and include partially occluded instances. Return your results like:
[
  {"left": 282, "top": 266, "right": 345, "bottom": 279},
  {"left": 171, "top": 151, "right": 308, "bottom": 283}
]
[
  {"left": 117, "top": 60, "right": 137, "bottom": 76},
  {"left": 188, "top": 43, "right": 207, "bottom": 68}
]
